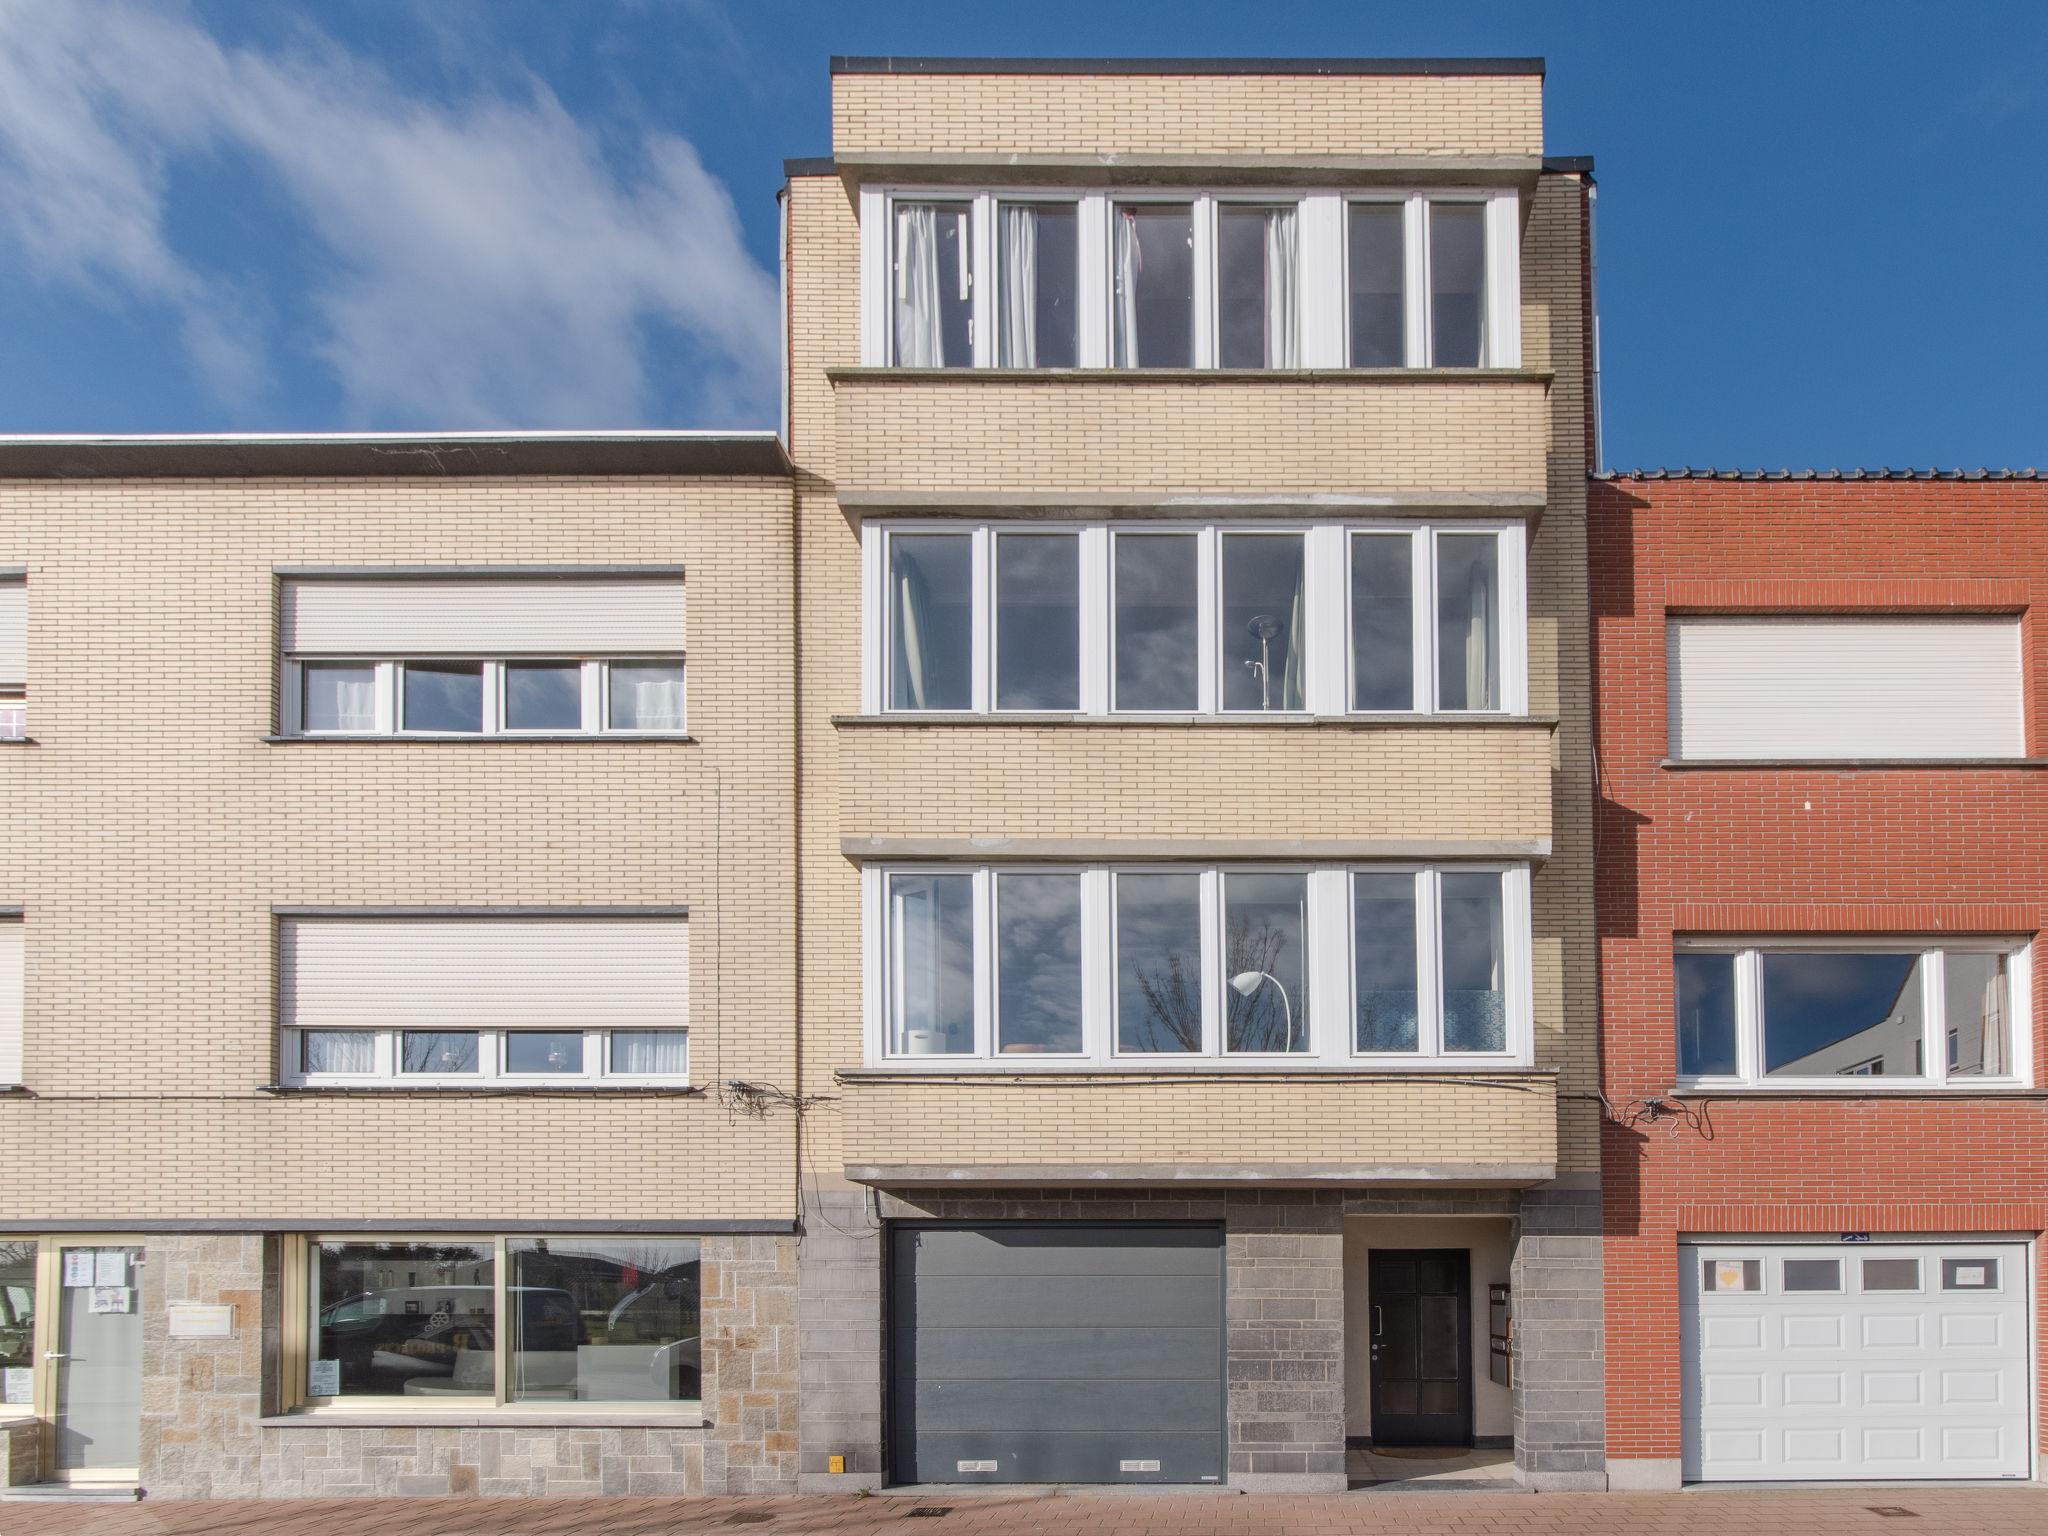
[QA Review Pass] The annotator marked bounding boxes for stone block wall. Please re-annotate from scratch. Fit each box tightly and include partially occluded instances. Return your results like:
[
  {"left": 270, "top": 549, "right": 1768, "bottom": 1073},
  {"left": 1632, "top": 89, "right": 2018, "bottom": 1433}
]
[
  {"left": 797, "top": 1189, "right": 885, "bottom": 1490},
  {"left": 1511, "top": 1181, "right": 1607, "bottom": 1489},
  {"left": 140, "top": 1233, "right": 273, "bottom": 1498},
  {"left": 1, "top": 1416, "right": 37, "bottom": 1485}
]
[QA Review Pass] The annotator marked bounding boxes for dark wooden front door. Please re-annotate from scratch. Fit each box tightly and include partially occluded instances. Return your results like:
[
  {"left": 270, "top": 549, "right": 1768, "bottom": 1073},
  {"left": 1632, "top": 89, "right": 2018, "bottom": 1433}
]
[{"left": 1368, "top": 1249, "right": 1472, "bottom": 1446}]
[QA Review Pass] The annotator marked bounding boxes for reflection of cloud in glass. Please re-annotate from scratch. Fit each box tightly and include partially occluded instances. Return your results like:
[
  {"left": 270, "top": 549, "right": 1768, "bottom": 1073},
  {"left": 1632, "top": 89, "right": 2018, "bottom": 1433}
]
[
  {"left": 1354, "top": 874, "right": 1418, "bottom": 1051},
  {"left": 1117, "top": 874, "right": 1202, "bottom": 1052},
  {"left": 1763, "top": 952, "right": 1920, "bottom": 1074},
  {"left": 1114, "top": 535, "right": 1199, "bottom": 709},
  {"left": 997, "top": 874, "right": 1083, "bottom": 1052},
  {"left": 1224, "top": 873, "right": 1306, "bottom": 1051}
]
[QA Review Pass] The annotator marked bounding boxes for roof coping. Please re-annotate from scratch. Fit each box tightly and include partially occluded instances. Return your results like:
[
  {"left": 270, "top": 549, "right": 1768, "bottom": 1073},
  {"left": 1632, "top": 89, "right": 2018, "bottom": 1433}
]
[
  {"left": 831, "top": 55, "right": 1545, "bottom": 78},
  {"left": 1597, "top": 467, "right": 2041, "bottom": 482},
  {"left": 0, "top": 431, "right": 791, "bottom": 480}
]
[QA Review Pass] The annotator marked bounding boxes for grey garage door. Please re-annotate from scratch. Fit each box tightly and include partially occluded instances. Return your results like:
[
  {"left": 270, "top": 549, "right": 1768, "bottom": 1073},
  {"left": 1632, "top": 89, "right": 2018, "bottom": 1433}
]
[{"left": 889, "top": 1223, "right": 1226, "bottom": 1485}]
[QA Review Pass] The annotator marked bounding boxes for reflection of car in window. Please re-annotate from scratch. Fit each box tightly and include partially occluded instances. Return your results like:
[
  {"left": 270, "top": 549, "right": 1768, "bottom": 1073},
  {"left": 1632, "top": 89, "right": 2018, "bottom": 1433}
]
[{"left": 319, "top": 1286, "right": 579, "bottom": 1393}]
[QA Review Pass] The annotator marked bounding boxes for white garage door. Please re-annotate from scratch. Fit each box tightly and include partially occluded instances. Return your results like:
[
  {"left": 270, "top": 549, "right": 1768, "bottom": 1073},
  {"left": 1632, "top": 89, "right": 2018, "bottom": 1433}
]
[{"left": 1682, "top": 1241, "right": 2031, "bottom": 1482}]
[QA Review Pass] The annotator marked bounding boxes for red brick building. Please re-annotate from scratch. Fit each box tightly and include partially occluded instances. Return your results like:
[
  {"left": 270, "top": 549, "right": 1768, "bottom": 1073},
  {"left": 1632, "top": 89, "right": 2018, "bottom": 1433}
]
[{"left": 1590, "top": 471, "right": 2048, "bottom": 1487}]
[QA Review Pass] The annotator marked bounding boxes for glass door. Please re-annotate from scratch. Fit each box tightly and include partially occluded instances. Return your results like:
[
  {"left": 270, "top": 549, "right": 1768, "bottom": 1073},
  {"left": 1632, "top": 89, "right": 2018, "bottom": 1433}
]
[{"left": 53, "top": 1245, "right": 144, "bottom": 1479}]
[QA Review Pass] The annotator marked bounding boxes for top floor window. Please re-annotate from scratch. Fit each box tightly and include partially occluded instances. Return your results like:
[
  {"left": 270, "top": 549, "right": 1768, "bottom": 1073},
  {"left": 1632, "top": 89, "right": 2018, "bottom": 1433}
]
[
  {"left": 862, "top": 188, "right": 1519, "bottom": 371},
  {"left": 279, "top": 573, "right": 687, "bottom": 738},
  {"left": 0, "top": 577, "right": 23, "bottom": 742}
]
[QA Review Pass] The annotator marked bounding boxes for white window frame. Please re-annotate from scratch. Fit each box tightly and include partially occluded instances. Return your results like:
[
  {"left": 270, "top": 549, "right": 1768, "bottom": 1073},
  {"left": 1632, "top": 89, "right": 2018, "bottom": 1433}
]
[
  {"left": 281, "top": 657, "right": 686, "bottom": 738},
  {"left": 863, "top": 519, "right": 1526, "bottom": 718},
  {"left": 861, "top": 186, "right": 1520, "bottom": 371},
  {"left": 282, "top": 1026, "right": 689, "bottom": 1088},
  {"left": 861, "top": 862, "right": 1533, "bottom": 1072},
  {"left": 1673, "top": 936, "right": 2033, "bottom": 1091}
]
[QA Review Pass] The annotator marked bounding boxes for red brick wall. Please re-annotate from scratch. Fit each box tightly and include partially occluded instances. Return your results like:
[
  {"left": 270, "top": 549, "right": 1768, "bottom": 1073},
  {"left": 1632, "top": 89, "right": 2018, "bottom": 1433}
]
[{"left": 1589, "top": 478, "right": 2048, "bottom": 1463}]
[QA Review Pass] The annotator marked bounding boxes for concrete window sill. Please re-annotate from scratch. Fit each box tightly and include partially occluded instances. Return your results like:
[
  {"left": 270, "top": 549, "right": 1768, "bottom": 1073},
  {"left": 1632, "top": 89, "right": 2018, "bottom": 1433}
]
[
  {"left": 262, "top": 734, "right": 697, "bottom": 745},
  {"left": 1661, "top": 756, "right": 2048, "bottom": 770},
  {"left": 262, "top": 1409, "right": 707, "bottom": 1430},
  {"left": 828, "top": 365, "right": 1554, "bottom": 386},
  {"left": 834, "top": 713, "right": 1557, "bottom": 730}
]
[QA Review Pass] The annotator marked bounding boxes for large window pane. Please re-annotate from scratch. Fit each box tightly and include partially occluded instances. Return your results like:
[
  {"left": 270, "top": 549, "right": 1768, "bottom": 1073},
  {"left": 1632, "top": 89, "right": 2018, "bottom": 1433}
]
[
  {"left": 1441, "top": 873, "right": 1507, "bottom": 1051},
  {"left": 504, "top": 1032, "right": 585, "bottom": 1075},
  {"left": 1761, "top": 951, "right": 1925, "bottom": 1077},
  {"left": 888, "top": 873, "right": 974, "bottom": 1055},
  {"left": 995, "top": 533, "right": 1080, "bottom": 710},
  {"left": 1945, "top": 953, "right": 2010, "bottom": 1076},
  {"left": 1111, "top": 203, "right": 1194, "bottom": 367},
  {"left": 304, "top": 662, "right": 376, "bottom": 732},
  {"left": 1429, "top": 203, "right": 1487, "bottom": 367},
  {"left": 402, "top": 661, "right": 484, "bottom": 732},
  {"left": 1675, "top": 953, "right": 1739, "bottom": 1076},
  {"left": 610, "top": 1030, "right": 687, "bottom": 1075},
  {"left": 995, "top": 873, "right": 1083, "bottom": 1054},
  {"left": 1354, "top": 874, "right": 1419, "bottom": 1052},
  {"left": 302, "top": 1030, "right": 375, "bottom": 1075},
  {"left": 1115, "top": 873, "right": 1203, "bottom": 1053},
  {"left": 0, "top": 1239, "right": 34, "bottom": 1407},
  {"left": 504, "top": 661, "right": 582, "bottom": 731},
  {"left": 1436, "top": 533, "right": 1500, "bottom": 710},
  {"left": 1112, "top": 533, "right": 1199, "bottom": 710},
  {"left": 1217, "top": 205, "right": 1298, "bottom": 368},
  {"left": 1221, "top": 534, "right": 1306, "bottom": 712},
  {"left": 997, "top": 203, "right": 1077, "bottom": 368},
  {"left": 887, "top": 534, "right": 972, "bottom": 711},
  {"left": 892, "top": 200, "right": 972, "bottom": 367},
  {"left": 1350, "top": 533, "right": 1414, "bottom": 710},
  {"left": 1348, "top": 203, "right": 1406, "bottom": 366},
  {"left": 402, "top": 1031, "right": 479, "bottom": 1074},
  {"left": 608, "top": 662, "right": 685, "bottom": 731},
  {"left": 1224, "top": 872, "right": 1308, "bottom": 1052},
  {"left": 314, "top": 1241, "right": 495, "bottom": 1399},
  {"left": 509, "top": 1239, "right": 700, "bottom": 1404}
]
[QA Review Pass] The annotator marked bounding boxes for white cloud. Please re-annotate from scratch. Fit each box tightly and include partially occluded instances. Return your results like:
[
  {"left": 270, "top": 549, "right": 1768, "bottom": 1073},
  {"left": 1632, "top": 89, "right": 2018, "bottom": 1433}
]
[{"left": 0, "top": 0, "right": 779, "bottom": 425}]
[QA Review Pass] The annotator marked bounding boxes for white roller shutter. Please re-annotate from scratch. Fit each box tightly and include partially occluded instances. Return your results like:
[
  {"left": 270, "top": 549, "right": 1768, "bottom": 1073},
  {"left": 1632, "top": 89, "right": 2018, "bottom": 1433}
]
[
  {"left": 280, "top": 916, "right": 686, "bottom": 1032},
  {"left": 0, "top": 581, "right": 24, "bottom": 687},
  {"left": 0, "top": 921, "right": 21, "bottom": 1085},
  {"left": 281, "top": 576, "right": 684, "bottom": 656},
  {"left": 1669, "top": 617, "right": 2023, "bottom": 760}
]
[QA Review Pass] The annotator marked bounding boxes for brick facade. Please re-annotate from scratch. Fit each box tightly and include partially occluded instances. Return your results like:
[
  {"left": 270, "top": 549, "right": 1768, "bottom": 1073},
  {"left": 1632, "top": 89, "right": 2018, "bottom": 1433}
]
[{"left": 1590, "top": 478, "right": 2048, "bottom": 1484}]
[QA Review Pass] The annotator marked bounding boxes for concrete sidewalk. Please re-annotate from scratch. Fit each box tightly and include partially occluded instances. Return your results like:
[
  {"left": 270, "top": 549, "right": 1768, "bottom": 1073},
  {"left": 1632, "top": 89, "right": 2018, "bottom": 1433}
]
[{"left": 4, "top": 1487, "right": 2047, "bottom": 1536}]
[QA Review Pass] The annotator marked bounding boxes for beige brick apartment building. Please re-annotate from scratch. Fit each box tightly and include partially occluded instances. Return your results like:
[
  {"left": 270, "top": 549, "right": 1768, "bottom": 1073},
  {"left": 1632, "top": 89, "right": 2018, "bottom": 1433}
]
[
  {"left": 0, "top": 56, "right": 1603, "bottom": 1498},
  {"left": 787, "top": 57, "right": 1603, "bottom": 1493}
]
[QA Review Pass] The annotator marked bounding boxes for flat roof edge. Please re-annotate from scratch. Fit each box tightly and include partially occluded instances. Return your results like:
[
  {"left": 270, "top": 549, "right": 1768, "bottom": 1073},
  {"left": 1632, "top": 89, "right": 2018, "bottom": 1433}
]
[
  {"left": 831, "top": 55, "right": 1546, "bottom": 78},
  {"left": 1597, "top": 467, "right": 2042, "bottom": 482},
  {"left": 0, "top": 432, "right": 791, "bottom": 480}
]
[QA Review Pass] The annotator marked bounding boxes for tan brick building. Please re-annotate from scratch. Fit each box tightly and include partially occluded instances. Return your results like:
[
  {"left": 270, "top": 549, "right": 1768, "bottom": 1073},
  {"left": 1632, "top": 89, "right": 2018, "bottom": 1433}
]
[
  {"left": 0, "top": 435, "right": 806, "bottom": 1495},
  {"left": 787, "top": 57, "right": 1603, "bottom": 1492}
]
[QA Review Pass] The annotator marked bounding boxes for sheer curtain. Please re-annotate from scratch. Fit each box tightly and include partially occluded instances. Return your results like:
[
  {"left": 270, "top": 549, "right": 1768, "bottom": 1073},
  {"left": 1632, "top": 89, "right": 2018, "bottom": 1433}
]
[
  {"left": 304, "top": 1030, "right": 374, "bottom": 1074},
  {"left": 999, "top": 205, "right": 1037, "bottom": 367},
  {"left": 893, "top": 561, "right": 932, "bottom": 709},
  {"left": 1280, "top": 566, "right": 1306, "bottom": 710},
  {"left": 1112, "top": 210, "right": 1141, "bottom": 367},
  {"left": 893, "top": 204, "right": 942, "bottom": 366},
  {"left": 334, "top": 675, "right": 375, "bottom": 732},
  {"left": 1264, "top": 208, "right": 1300, "bottom": 368},
  {"left": 1465, "top": 560, "right": 1495, "bottom": 709},
  {"left": 611, "top": 1030, "right": 686, "bottom": 1075},
  {"left": 632, "top": 675, "right": 686, "bottom": 731},
  {"left": 1981, "top": 971, "right": 2008, "bottom": 1076}
]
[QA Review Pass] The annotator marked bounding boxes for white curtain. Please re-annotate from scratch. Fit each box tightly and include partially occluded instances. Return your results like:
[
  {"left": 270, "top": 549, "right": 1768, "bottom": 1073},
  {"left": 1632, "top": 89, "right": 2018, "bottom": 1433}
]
[
  {"left": 893, "top": 203, "right": 942, "bottom": 366},
  {"left": 894, "top": 563, "right": 931, "bottom": 708},
  {"left": 303, "top": 1030, "right": 374, "bottom": 1074},
  {"left": 1980, "top": 971, "right": 2007, "bottom": 1076},
  {"left": 630, "top": 676, "right": 685, "bottom": 731},
  {"left": 1264, "top": 208, "right": 1300, "bottom": 368},
  {"left": 1112, "top": 209, "right": 1141, "bottom": 367},
  {"left": 611, "top": 1029, "right": 686, "bottom": 1075},
  {"left": 334, "top": 676, "right": 375, "bottom": 732},
  {"left": 1281, "top": 565, "right": 1306, "bottom": 710},
  {"left": 999, "top": 204, "right": 1036, "bottom": 367},
  {"left": 1465, "top": 560, "right": 1495, "bottom": 709}
]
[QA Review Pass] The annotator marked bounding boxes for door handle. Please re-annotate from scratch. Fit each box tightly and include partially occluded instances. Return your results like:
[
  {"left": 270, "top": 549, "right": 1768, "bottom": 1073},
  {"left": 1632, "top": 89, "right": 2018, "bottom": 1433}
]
[
  {"left": 43, "top": 1351, "right": 67, "bottom": 1361},
  {"left": 1373, "top": 1306, "right": 1382, "bottom": 1338}
]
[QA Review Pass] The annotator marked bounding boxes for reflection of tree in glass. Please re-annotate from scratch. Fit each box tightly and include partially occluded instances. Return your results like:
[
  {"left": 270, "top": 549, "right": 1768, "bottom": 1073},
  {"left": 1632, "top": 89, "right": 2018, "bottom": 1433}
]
[{"left": 1132, "top": 917, "right": 1294, "bottom": 1052}]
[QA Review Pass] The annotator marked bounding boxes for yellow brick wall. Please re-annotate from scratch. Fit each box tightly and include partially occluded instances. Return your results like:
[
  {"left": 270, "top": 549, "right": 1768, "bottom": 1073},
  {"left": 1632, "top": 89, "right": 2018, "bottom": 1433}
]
[
  {"left": 788, "top": 156, "right": 1599, "bottom": 1181},
  {"left": 841, "top": 1074, "right": 1558, "bottom": 1171},
  {"left": 833, "top": 374, "right": 1550, "bottom": 499},
  {"left": 838, "top": 725, "right": 1554, "bottom": 844},
  {"left": 0, "top": 474, "right": 798, "bottom": 1223},
  {"left": 832, "top": 72, "right": 1543, "bottom": 158}
]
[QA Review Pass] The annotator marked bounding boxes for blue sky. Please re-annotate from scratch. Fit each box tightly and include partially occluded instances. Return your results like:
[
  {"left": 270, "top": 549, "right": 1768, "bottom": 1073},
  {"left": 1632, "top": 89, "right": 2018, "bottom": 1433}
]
[{"left": 0, "top": 1, "right": 2041, "bottom": 469}]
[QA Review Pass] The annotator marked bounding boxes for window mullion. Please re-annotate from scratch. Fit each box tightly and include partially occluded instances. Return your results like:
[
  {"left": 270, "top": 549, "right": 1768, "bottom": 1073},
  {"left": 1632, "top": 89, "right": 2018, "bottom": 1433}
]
[
  {"left": 376, "top": 661, "right": 397, "bottom": 733},
  {"left": 1404, "top": 196, "right": 1429, "bottom": 367},
  {"left": 971, "top": 193, "right": 996, "bottom": 368},
  {"left": 1418, "top": 869, "right": 1443, "bottom": 1057},
  {"left": 974, "top": 868, "right": 994, "bottom": 1059},
  {"left": 1083, "top": 868, "right": 1111, "bottom": 1063},
  {"left": 583, "top": 660, "right": 603, "bottom": 733},
  {"left": 970, "top": 526, "right": 992, "bottom": 714},
  {"left": 1193, "top": 195, "right": 1218, "bottom": 368},
  {"left": 1413, "top": 528, "right": 1436, "bottom": 712},
  {"left": 1306, "top": 525, "right": 1345, "bottom": 715},
  {"left": 493, "top": 1236, "right": 510, "bottom": 1406},
  {"left": 1077, "top": 193, "right": 1109, "bottom": 368},
  {"left": 1924, "top": 949, "right": 1948, "bottom": 1085},
  {"left": 1079, "top": 526, "right": 1110, "bottom": 715},
  {"left": 1200, "top": 869, "right": 1222, "bottom": 1055},
  {"left": 1737, "top": 950, "right": 1764, "bottom": 1084},
  {"left": 1197, "top": 529, "right": 1219, "bottom": 714}
]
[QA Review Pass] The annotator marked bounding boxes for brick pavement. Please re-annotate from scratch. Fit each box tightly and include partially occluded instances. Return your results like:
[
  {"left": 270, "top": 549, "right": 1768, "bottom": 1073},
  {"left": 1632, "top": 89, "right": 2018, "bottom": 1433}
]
[{"left": 4, "top": 1489, "right": 2047, "bottom": 1536}]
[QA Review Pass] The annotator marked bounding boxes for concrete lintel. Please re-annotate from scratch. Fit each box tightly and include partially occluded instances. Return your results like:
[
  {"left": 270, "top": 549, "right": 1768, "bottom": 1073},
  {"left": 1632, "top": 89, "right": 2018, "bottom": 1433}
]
[
  {"left": 837, "top": 488, "right": 1544, "bottom": 517},
  {"left": 833, "top": 714, "right": 1559, "bottom": 732},
  {"left": 829, "top": 365, "right": 1553, "bottom": 387},
  {"left": 843, "top": 836, "right": 1551, "bottom": 862},
  {"left": 845, "top": 1161, "right": 1557, "bottom": 1188},
  {"left": 832, "top": 149, "right": 1542, "bottom": 190}
]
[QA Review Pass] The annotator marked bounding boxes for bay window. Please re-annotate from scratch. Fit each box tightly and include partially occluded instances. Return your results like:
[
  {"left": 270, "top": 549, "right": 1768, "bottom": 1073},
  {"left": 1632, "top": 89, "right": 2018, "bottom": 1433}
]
[
  {"left": 868, "top": 863, "right": 1532, "bottom": 1068},
  {"left": 1673, "top": 940, "right": 2030, "bottom": 1088},
  {"left": 864, "top": 186, "right": 1518, "bottom": 369},
  {"left": 299, "top": 1236, "right": 700, "bottom": 1410},
  {"left": 867, "top": 520, "right": 1524, "bottom": 717}
]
